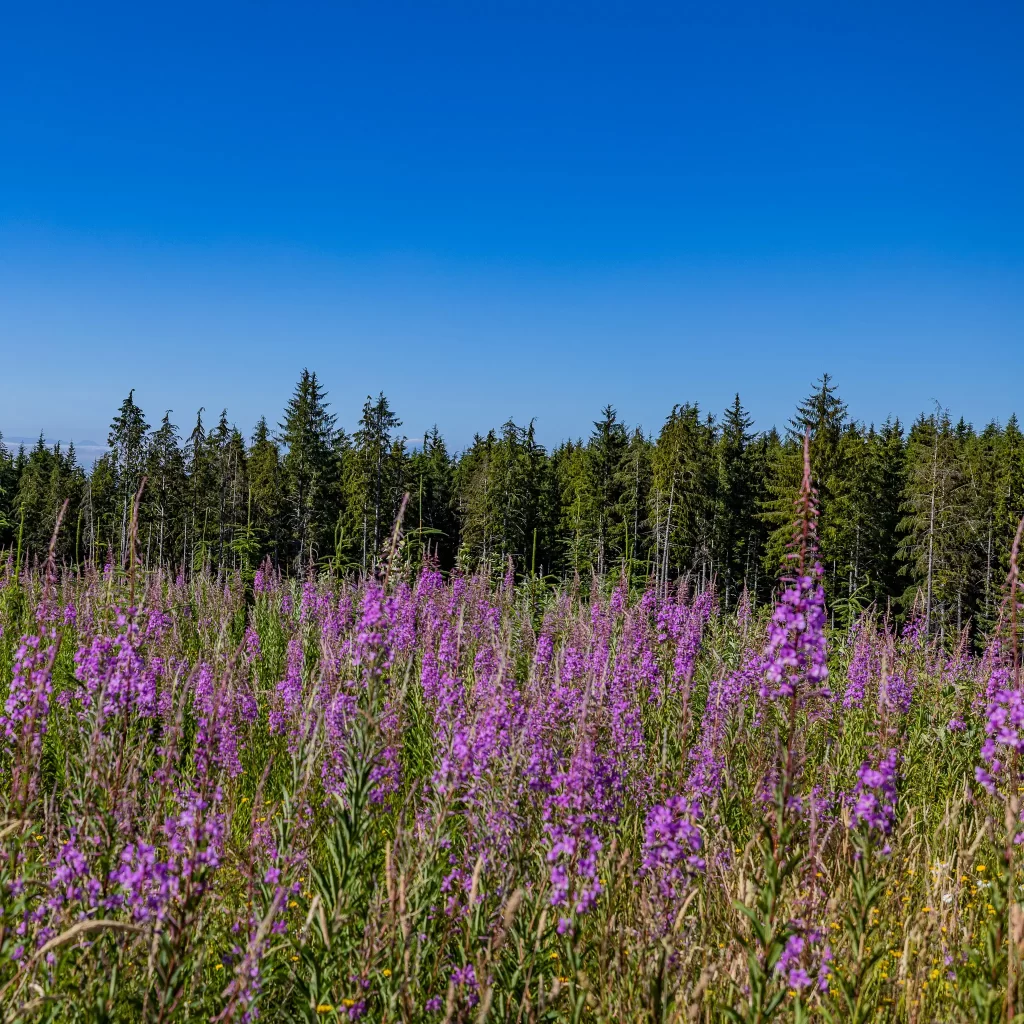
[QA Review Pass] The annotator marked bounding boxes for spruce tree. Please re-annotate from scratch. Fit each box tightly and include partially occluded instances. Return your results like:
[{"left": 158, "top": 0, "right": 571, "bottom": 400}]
[
  {"left": 864, "top": 418, "right": 907, "bottom": 610},
  {"left": 350, "top": 392, "right": 405, "bottom": 570},
  {"left": 0, "top": 432, "right": 14, "bottom": 547},
  {"left": 184, "top": 409, "right": 215, "bottom": 570},
  {"left": 994, "top": 414, "right": 1024, "bottom": 583},
  {"left": 899, "top": 409, "right": 976, "bottom": 638},
  {"left": 108, "top": 390, "right": 150, "bottom": 564},
  {"left": 14, "top": 436, "right": 85, "bottom": 562},
  {"left": 717, "top": 395, "right": 759, "bottom": 607},
  {"left": 248, "top": 416, "right": 285, "bottom": 566},
  {"left": 588, "top": 405, "right": 628, "bottom": 574},
  {"left": 455, "top": 431, "right": 498, "bottom": 566},
  {"left": 613, "top": 427, "right": 653, "bottom": 580},
  {"left": 278, "top": 370, "right": 341, "bottom": 570},
  {"left": 651, "top": 404, "right": 718, "bottom": 589},
  {"left": 144, "top": 412, "right": 186, "bottom": 569},
  {"left": 491, "top": 419, "right": 533, "bottom": 566},
  {"left": 406, "top": 426, "right": 456, "bottom": 569},
  {"left": 555, "top": 439, "right": 598, "bottom": 576}
]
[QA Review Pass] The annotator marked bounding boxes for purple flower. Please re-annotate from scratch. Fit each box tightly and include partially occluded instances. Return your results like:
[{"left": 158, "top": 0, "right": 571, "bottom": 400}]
[
  {"left": 641, "top": 795, "right": 705, "bottom": 900},
  {"left": 0, "top": 634, "right": 56, "bottom": 797},
  {"left": 843, "top": 622, "right": 876, "bottom": 710},
  {"left": 880, "top": 673, "right": 913, "bottom": 715},
  {"left": 977, "top": 686, "right": 1024, "bottom": 798},
  {"left": 760, "top": 567, "right": 829, "bottom": 704},
  {"left": 776, "top": 930, "right": 832, "bottom": 993},
  {"left": 451, "top": 963, "right": 479, "bottom": 1008},
  {"left": 849, "top": 749, "right": 899, "bottom": 837}
]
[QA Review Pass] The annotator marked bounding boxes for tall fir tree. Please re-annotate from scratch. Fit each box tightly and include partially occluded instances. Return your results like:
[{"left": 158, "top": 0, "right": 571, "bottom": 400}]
[
  {"left": 108, "top": 390, "right": 150, "bottom": 564},
  {"left": 587, "top": 405, "right": 628, "bottom": 575},
  {"left": 898, "top": 409, "right": 976, "bottom": 638},
  {"left": 0, "top": 433, "right": 14, "bottom": 547},
  {"left": 144, "top": 411, "right": 187, "bottom": 569},
  {"left": 248, "top": 416, "right": 285, "bottom": 567},
  {"left": 347, "top": 392, "right": 405, "bottom": 570},
  {"left": 278, "top": 370, "right": 341, "bottom": 570},
  {"left": 555, "top": 439, "right": 598, "bottom": 577},
  {"left": 406, "top": 426, "right": 456, "bottom": 569},
  {"left": 716, "top": 395, "right": 760, "bottom": 607},
  {"left": 613, "top": 426, "right": 653, "bottom": 580},
  {"left": 650, "top": 404, "right": 718, "bottom": 590}
]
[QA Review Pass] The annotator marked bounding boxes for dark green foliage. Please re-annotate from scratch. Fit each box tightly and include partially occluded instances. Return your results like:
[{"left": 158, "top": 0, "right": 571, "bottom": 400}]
[
  {"left": 717, "top": 395, "right": 765, "bottom": 608},
  {"left": 347, "top": 392, "right": 405, "bottom": 571},
  {"left": 406, "top": 426, "right": 456, "bottom": 570},
  {"left": 13, "top": 435, "right": 85, "bottom": 564},
  {"left": 278, "top": 370, "right": 342, "bottom": 570},
  {"left": 7, "top": 372, "right": 1024, "bottom": 646}
]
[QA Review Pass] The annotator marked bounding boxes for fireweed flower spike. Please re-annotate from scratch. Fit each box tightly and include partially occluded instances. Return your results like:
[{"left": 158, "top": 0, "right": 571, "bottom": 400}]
[
  {"left": 641, "top": 795, "right": 705, "bottom": 902},
  {"left": 976, "top": 516, "right": 1024, "bottom": 843},
  {"left": 760, "top": 432, "right": 829, "bottom": 708},
  {"left": 849, "top": 750, "right": 899, "bottom": 841},
  {"left": 0, "top": 633, "right": 57, "bottom": 803}
]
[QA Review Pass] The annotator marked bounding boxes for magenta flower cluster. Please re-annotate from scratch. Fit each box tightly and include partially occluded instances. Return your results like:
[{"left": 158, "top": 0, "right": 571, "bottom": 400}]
[
  {"left": 849, "top": 749, "right": 899, "bottom": 838},
  {"left": 760, "top": 567, "right": 829, "bottom": 703}
]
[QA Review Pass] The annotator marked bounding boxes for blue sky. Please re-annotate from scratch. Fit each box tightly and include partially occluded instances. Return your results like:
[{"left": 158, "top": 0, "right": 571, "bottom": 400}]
[{"left": 2, "top": 0, "right": 1022, "bottom": 453}]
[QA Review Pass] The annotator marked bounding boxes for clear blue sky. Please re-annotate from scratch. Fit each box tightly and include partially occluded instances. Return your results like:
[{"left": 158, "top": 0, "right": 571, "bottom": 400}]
[{"left": 2, "top": 0, "right": 1022, "bottom": 452}]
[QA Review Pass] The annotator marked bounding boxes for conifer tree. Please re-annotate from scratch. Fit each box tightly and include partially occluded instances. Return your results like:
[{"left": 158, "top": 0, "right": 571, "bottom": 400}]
[
  {"left": 863, "top": 418, "right": 907, "bottom": 610},
  {"left": 85, "top": 453, "right": 117, "bottom": 565},
  {"left": 14, "top": 436, "right": 84, "bottom": 562},
  {"left": 491, "top": 419, "right": 533, "bottom": 566},
  {"left": 651, "top": 404, "right": 718, "bottom": 589},
  {"left": 278, "top": 370, "right": 341, "bottom": 570},
  {"left": 994, "top": 414, "right": 1024, "bottom": 582},
  {"left": 144, "top": 411, "right": 186, "bottom": 569},
  {"left": 899, "top": 409, "right": 976, "bottom": 637},
  {"left": 717, "top": 395, "right": 760, "bottom": 607},
  {"left": 0, "top": 433, "right": 14, "bottom": 547},
  {"left": 614, "top": 426, "right": 653, "bottom": 579},
  {"left": 455, "top": 431, "right": 496, "bottom": 566},
  {"left": 349, "top": 392, "right": 405, "bottom": 570},
  {"left": 555, "top": 439, "right": 598, "bottom": 576},
  {"left": 108, "top": 390, "right": 150, "bottom": 564},
  {"left": 406, "top": 426, "right": 456, "bottom": 569},
  {"left": 522, "top": 421, "right": 556, "bottom": 578},
  {"left": 247, "top": 416, "right": 285, "bottom": 566},
  {"left": 184, "top": 409, "right": 215, "bottom": 570},
  {"left": 588, "top": 405, "right": 628, "bottom": 574}
]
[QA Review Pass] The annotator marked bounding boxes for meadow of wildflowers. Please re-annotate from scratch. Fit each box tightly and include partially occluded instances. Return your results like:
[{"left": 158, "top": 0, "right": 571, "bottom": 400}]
[{"left": 1, "top": 468, "right": 1023, "bottom": 1023}]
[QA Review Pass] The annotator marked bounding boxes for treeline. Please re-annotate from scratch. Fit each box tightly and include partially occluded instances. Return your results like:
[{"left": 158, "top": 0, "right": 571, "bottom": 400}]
[{"left": 2, "top": 370, "right": 1023, "bottom": 638}]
